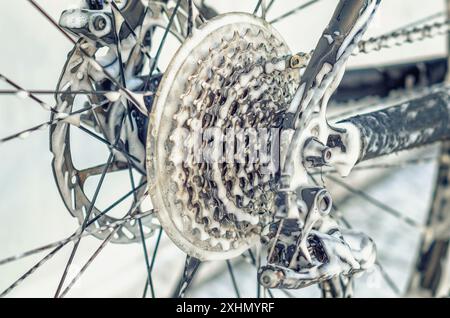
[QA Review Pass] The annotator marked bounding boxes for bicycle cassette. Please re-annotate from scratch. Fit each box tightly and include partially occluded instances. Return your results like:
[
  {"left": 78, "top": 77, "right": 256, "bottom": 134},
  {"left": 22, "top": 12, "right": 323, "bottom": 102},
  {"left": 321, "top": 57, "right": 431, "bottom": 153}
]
[{"left": 147, "top": 13, "right": 300, "bottom": 260}]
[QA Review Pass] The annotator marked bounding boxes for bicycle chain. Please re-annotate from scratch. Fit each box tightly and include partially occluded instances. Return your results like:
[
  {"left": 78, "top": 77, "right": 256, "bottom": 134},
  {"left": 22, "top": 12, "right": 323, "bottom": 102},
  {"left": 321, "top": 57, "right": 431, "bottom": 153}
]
[
  {"left": 357, "top": 19, "right": 450, "bottom": 54},
  {"left": 293, "top": 18, "right": 450, "bottom": 67}
]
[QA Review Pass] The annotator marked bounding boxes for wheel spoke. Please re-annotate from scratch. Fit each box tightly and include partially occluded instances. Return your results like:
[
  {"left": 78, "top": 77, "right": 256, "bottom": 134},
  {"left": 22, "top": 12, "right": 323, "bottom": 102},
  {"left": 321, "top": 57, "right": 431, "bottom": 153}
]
[
  {"left": 279, "top": 289, "right": 295, "bottom": 298},
  {"left": 86, "top": 181, "right": 148, "bottom": 227},
  {"left": 59, "top": 226, "right": 120, "bottom": 298},
  {"left": 126, "top": 163, "right": 155, "bottom": 299},
  {"left": 0, "top": 74, "right": 142, "bottom": 173},
  {"left": 0, "top": 70, "right": 130, "bottom": 164},
  {"left": 0, "top": 74, "right": 54, "bottom": 112},
  {"left": 376, "top": 261, "right": 401, "bottom": 296},
  {"left": 77, "top": 126, "right": 144, "bottom": 174},
  {"left": 266, "top": 0, "right": 276, "bottom": 14},
  {"left": 110, "top": 1, "right": 153, "bottom": 62},
  {"left": 138, "top": 217, "right": 155, "bottom": 298},
  {"left": 1, "top": 120, "right": 52, "bottom": 144},
  {"left": 253, "top": 0, "right": 270, "bottom": 19},
  {"left": 0, "top": 78, "right": 139, "bottom": 164},
  {"left": 54, "top": 109, "right": 129, "bottom": 297},
  {"left": 187, "top": 0, "right": 194, "bottom": 36},
  {"left": 226, "top": 260, "right": 241, "bottom": 298},
  {"left": 142, "top": 227, "right": 163, "bottom": 298},
  {"left": 54, "top": 151, "right": 115, "bottom": 297},
  {"left": 110, "top": 2, "right": 134, "bottom": 126},
  {"left": 27, "top": 0, "right": 76, "bottom": 44},
  {"left": 0, "top": 100, "right": 106, "bottom": 145},
  {"left": 0, "top": 89, "right": 120, "bottom": 96},
  {"left": 326, "top": 175, "right": 422, "bottom": 229},
  {"left": 256, "top": 246, "right": 262, "bottom": 298},
  {"left": 0, "top": 193, "right": 149, "bottom": 269},
  {"left": 0, "top": 203, "right": 151, "bottom": 297},
  {"left": 172, "top": 255, "right": 201, "bottom": 298},
  {"left": 269, "top": 0, "right": 319, "bottom": 24},
  {"left": 0, "top": 244, "right": 67, "bottom": 297},
  {"left": 145, "top": 0, "right": 182, "bottom": 90},
  {"left": 253, "top": 0, "right": 263, "bottom": 15}
]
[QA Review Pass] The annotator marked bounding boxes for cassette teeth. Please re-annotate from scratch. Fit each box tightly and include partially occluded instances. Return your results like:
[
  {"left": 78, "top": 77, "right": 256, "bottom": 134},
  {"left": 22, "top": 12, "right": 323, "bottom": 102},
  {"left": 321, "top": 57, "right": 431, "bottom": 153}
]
[
  {"left": 149, "top": 15, "right": 301, "bottom": 259},
  {"left": 171, "top": 30, "right": 295, "bottom": 246}
]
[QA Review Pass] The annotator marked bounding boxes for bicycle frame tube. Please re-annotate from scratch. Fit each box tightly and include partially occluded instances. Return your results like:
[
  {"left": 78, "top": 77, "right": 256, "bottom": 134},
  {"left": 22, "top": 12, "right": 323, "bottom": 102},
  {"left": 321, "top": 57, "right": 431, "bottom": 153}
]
[
  {"left": 336, "top": 86, "right": 450, "bottom": 164},
  {"left": 291, "top": 0, "right": 449, "bottom": 170},
  {"left": 314, "top": 1, "right": 450, "bottom": 167},
  {"left": 281, "top": 0, "right": 382, "bottom": 188},
  {"left": 284, "top": 0, "right": 381, "bottom": 129}
]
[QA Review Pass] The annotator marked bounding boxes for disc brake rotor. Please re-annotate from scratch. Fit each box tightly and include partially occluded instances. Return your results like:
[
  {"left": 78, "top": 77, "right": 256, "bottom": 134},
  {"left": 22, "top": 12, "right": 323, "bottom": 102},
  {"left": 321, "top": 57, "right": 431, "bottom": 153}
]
[
  {"left": 147, "top": 13, "right": 300, "bottom": 260},
  {"left": 50, "top": 1, "right": 187, "bottom": 243}
]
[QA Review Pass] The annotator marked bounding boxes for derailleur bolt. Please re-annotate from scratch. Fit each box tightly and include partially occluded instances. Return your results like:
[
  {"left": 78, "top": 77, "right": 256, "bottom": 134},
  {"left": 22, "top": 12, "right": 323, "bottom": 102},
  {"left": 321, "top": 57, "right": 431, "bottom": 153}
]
[
  {"left": 258, "top": 266, "right": 284, "bottom": 288},
  {"left": 300, "top": 187, "right": 333, "bottom": 216},
  {"left": 93, "top": 15, "right": 107, "bottom": 31},
  {"left": 316, "top": 189, "right": 332, "bottom": 215},
  {"left": 289, "top": 52, "right": 310, "bottom": 69},
  {"left": 303, "top": 137, "right": 332, "bottom": 168},
  {"left": 322, "top": 147, "right": 332, "bottom": 163}
]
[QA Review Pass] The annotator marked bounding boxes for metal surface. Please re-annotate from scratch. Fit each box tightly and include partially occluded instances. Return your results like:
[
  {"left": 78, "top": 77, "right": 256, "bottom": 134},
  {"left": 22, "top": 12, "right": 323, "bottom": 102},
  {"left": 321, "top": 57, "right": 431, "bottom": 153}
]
[
  {"left": 147, "top": 12, "right": 300, "bottom": 261},
  {"left": 341, "top": 86, "right": 450, "bottom": 162},
  {"left": 50, "top": 1, "right": 188, "bottom": 243},
  {"left": 258, "top": 0, "right": 381, "bottom": 290}
]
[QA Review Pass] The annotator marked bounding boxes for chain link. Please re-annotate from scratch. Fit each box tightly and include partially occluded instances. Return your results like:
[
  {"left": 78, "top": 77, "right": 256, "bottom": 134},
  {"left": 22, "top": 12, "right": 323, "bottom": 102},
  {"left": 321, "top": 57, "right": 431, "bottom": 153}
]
[
  {"left": 292, "top": 18, "right": 450, "bottom": 68},
  {"left": 357, "top": 19, "right": 450, "bottom": 54}
]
